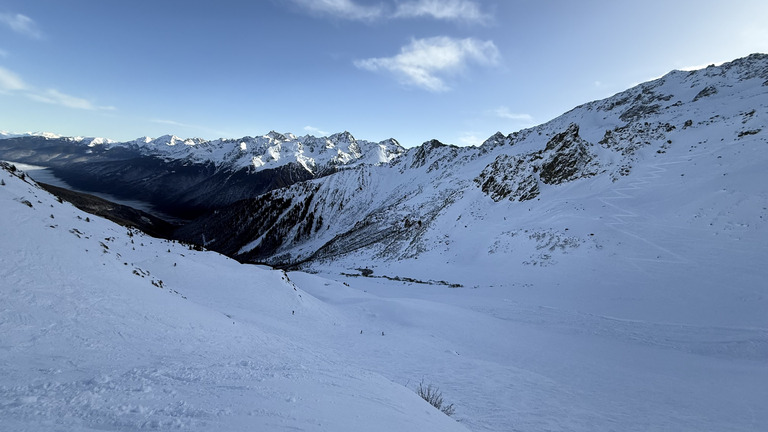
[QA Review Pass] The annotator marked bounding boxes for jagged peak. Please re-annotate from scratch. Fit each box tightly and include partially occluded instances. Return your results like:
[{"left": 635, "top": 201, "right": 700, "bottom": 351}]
[
  {"left": 481, "top": 131, "right": 506, "bottom": 147},
  {"left": 423, "top": 139, "right": 447, "bottom": 149},
  {"left": 265, "top": 131, "right": 289, "bottom": 141},
  {"left": 328, "top": 131, "right": 356, "bottom": 143},
  {"left": 380, "top": 137, "right": 401, "bottom": 147}
]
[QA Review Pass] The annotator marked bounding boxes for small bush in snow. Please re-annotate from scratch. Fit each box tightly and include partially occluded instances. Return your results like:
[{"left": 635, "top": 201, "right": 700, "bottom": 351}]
[{"left": 416, "top": 380, "right": 455, "bottom": 416}]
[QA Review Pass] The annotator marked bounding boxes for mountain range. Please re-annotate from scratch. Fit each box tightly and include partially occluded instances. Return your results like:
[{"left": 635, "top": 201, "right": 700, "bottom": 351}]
[{"left": 7, "top": 54, "right": 766, "bottom": 272}]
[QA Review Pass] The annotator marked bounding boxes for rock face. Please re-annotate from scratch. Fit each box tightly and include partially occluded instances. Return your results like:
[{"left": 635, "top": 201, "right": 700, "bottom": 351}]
[
  {"left": 474, "top": 123, "right": 598, "bottom": 202},
  {"left": 539, "top": 123, "right": 598, "bottom": 185},
  {"left": 475, "top": 153, "right": 541, "bottom": 201}
]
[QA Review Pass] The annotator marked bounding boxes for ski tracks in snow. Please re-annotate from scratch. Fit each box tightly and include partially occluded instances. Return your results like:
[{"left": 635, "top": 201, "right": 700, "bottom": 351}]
[{"left": 596, "top": 150, "right": 715, "bottom": 267}]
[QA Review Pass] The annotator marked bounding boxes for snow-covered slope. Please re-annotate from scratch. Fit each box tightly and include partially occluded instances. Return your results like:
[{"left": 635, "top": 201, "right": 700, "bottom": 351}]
[
  {"left": 0, "top": 163, "right": 466, "bottom": 432},
  {"left": 186, "top": 55, "right": 767, "bottom": 282},
  {"left": 4, "top": 158, "right": 768, "bottom": 432}
]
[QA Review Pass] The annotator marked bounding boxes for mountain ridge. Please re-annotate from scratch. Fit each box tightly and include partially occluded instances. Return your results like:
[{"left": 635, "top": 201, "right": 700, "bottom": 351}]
[{"left": 172, "top": 53, "right": 767, "bottom": 271}]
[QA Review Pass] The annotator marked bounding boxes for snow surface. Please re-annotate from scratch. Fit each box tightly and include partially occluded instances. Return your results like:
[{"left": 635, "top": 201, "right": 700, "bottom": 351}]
[
  {"left": 2, "top": 137, "right": 768, "bottom": 431},
  {"left": 0, "top": 166, "right": 467, "bottom": 431}
]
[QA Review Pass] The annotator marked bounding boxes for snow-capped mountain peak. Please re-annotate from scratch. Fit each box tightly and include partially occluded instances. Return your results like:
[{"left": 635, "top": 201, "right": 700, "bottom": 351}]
[{"left": 113, "top": 130, "right": 405, "bottom": 173}]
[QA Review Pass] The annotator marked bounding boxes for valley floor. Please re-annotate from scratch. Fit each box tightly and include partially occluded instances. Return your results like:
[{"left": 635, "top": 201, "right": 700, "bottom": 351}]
[{"left": 289, "top": 267, "right": 768, "bottom": 432}]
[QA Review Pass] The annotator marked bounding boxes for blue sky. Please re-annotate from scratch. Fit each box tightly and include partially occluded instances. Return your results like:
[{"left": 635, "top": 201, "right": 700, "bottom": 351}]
[{"left": 1, "top": 0, "right": 766, "bottom": 147}]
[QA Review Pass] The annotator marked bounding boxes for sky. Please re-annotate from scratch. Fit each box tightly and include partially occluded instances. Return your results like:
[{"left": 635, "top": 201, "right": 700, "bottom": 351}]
[{"left": 1, "top": 0, "right": 766, "bottom": 147}]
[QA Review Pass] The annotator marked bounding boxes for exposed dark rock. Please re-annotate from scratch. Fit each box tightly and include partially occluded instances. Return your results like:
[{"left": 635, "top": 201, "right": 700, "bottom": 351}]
[
  {"left": 474, "top": 153, "right": 540, "bottom": 201},
  {"left": 693, "top": 85, "right": 718, "bottom": 102},
  {"left": 618, "top": 85, "right": 673, "bottom": 123},
  {"left": 737, "top": 129, "right": 761, "bottom": 137},
  {"left": 539, "top": 123, "right": 597, "bottom": 185},
  {"left": 475, "top": 123, "right": 598, "bottom": 201}
]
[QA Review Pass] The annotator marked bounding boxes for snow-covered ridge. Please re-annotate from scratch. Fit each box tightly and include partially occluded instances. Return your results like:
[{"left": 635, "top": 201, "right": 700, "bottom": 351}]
[
  {"left": 115, "top": 130, "right": 405, "bottom": 174},
  {"left": 1, "top": 130, "right": 405, "bottom": 174},
  {"left": 189, "top": 53, "right": 767, "bottom": 269},
  {"left": 1, "top": 131, "right": 68, "bottom": 140},
  {"left": 1, "top": 131, "right": 117, "bottom": 146}
]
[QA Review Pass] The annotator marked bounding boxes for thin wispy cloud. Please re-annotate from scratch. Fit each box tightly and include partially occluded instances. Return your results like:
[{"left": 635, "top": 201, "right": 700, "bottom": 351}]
[
  {"left": 458, "top": 133, "right": 484, "bottom": 146},
  {"left": 354, "top": 36, "right": 500, "bottom": 92},
  {"left": 0, "top": 66, "right": 115, "bottom": 111},
  {"left": 304, "top": 125, "right": 329, "bottom": 136},
  {"left": 0, "top": 13, "right": 43, "bottom": 39},
  {"left": 289, "top": 0, "right": 489, "bottom": 24},
  {"left": 28, "top": 89, "right": 116, "bottom": 111},
  {"left": 152, "top": 119, "right": 194, "bottom": 128},
  {"left": 492, "top": 106, "right": 534, "bottom": 123},
  {"left": 289, "top": 0, "right": 385, "bottom": 21},
  {"left": 0, "top": 66, "right": 26, "bottom": 91},
  {"left": 394, "top": 0, "right": 490, "bottom": 24}
]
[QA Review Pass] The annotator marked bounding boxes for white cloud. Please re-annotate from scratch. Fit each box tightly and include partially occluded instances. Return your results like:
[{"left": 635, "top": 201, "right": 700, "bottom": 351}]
[
  {"left": 151, "top": 119, "right": 193, "bottom": 128},
  {"left": 0, "top": 13, "right": 42, "bottom": 39},
  {"left": 354, "top": 36, "right": 500, "bottom": 92},
  {"left": 289, "top": 0, "right": 384, "bottom": 21},
  {"left": 0, "top": 66, "right": 115, "bottom": 110},
  {"left": 458, "top": 133, "right": 484, "bottom": 146},
  {"left": 677, "top": 61, "right": 726, "bottom": 72},
  {"left": 0, "top": 66, "right": 26, "bottom": 91},
  {"left": 491, "top": 106, "right": 534, "bottom": 123},
  {"left": 304, "top": 125, "right": 329, "bottom": 136},
  {"left": 394, "top": 0, "right": 490, "bottom": 24},
  {"left": 28, "top": 89, "right": 115, "bottom": 111},
  {"left": 289, "top": 0, "right": 490, "bottom": 24}
]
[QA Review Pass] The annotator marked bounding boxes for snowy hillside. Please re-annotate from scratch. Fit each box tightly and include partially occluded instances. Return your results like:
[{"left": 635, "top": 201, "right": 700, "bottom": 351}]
[
  {"left": 3, "top": 153, "right": 768, "bottom": 431},
  {"left": 181, "top": 54, "right": 768, "bottom": 283},
  {"left": 0, "top": 163, "right": 466, "bottom": 432}
]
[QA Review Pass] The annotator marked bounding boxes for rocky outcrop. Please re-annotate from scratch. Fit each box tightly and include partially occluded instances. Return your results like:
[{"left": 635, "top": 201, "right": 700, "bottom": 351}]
[
  {"left": 475, "top": 123, "right": 598, "bottom": 201},
  {"left": 539, "top": 123, "right": 598, "bottom": 185},
  {"left": 693, "top": 85, "right": 718, "bottom": 102},
  {"left": 474, "top": 153, "right": 540, "bottom": 201}
]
